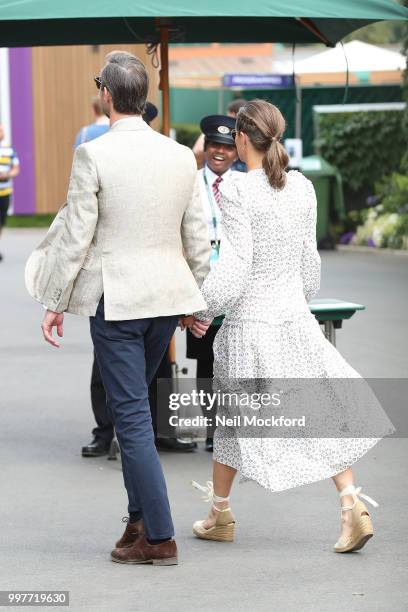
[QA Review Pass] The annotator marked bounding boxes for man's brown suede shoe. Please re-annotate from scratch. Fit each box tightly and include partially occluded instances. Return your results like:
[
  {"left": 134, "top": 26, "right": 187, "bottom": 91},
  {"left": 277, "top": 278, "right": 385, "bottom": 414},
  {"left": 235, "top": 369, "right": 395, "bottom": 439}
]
[
  {"left": 111, "top": 535, "right": 178, "bottom": 565},
  {"left": 115, "top": 518, "right": 144, "bottom": 549}
]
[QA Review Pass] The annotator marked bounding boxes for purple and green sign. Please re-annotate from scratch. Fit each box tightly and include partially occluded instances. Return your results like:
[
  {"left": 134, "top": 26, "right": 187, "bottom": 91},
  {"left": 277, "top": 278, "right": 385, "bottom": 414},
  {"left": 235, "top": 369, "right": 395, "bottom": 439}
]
[{"left": 223, "top": 74, "right": 294, "bottom": 89}]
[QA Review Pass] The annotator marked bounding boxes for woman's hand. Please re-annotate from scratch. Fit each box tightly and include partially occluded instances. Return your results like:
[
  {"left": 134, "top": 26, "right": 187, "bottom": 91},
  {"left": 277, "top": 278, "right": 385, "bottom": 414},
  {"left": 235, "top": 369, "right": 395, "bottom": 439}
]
[
  {"left": 190, "top": 318, "right": 212, "bottom": 338},
  {"left": 179, "top": 316, "right": 213, "bottom": 338}
]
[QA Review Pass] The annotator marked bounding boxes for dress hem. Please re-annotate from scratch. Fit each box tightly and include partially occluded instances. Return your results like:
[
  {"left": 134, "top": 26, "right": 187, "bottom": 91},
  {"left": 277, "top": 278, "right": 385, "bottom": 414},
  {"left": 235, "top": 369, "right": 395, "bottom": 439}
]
[{"left": 214, "top": 437, "right": 383, "bottom": 494}]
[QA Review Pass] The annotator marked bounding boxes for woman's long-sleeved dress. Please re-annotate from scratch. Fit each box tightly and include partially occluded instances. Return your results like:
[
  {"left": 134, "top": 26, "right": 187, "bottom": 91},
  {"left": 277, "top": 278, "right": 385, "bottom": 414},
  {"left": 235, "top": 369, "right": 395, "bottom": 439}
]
[{"left": 195, "top": 169, "right": 394, "bottom": 492}]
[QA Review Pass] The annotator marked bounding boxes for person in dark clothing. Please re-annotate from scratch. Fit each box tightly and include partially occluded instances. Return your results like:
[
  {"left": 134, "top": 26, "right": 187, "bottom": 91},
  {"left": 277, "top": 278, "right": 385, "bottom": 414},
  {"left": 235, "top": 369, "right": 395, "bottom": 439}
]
[{"left": 82, "top": 348, "right": 197, "bottom": 456}]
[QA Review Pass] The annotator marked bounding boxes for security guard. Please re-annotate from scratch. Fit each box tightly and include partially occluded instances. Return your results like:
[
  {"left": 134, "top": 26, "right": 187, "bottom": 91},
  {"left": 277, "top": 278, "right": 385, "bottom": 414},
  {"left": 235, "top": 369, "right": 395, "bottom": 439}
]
[{"left": 186, "top": 114, "right": 241, "bottom": 452}]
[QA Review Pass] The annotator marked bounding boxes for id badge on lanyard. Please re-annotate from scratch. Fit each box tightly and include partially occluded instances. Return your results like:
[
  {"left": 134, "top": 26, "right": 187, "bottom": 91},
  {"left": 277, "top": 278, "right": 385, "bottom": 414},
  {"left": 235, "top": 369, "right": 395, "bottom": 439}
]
[
  {"left": 203, "top": 168, "right": 221, "bottom": 270},
  {"left": 210, "top": 240, "right": 220, "bottom": 270}
]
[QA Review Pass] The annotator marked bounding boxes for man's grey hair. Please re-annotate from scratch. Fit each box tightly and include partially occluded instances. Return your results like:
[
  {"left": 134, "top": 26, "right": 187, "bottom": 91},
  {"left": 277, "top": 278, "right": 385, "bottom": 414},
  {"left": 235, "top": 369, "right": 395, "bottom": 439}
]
[{"left": 101, "top": 51, "right": 148, "bottom": 115}]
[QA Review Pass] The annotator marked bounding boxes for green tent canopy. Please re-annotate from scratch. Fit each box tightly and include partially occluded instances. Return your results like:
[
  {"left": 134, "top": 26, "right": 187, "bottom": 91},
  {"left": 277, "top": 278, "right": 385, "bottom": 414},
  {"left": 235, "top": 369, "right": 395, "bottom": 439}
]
[{"left": 0, "top": 0, "right": 406, "bottom": 47}]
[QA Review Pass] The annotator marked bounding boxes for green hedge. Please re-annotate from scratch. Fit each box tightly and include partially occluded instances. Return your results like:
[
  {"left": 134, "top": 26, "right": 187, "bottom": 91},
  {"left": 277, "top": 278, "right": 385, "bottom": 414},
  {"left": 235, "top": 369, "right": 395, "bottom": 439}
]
[
  {"left": 172, "top": 123, "right": 201, "bottom": 148},
  {"left": 7, "top": 214, "right": 55, "bottom": 228},
  {"left": 316, "top": 110, "right": 406, "bottom": 209}
]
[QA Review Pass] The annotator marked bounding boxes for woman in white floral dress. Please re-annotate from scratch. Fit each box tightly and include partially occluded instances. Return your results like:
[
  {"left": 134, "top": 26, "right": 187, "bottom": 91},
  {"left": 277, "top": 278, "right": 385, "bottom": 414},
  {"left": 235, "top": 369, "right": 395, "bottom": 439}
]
[{"left": 185, "top": 100, "right": 394, "bottom": 553}]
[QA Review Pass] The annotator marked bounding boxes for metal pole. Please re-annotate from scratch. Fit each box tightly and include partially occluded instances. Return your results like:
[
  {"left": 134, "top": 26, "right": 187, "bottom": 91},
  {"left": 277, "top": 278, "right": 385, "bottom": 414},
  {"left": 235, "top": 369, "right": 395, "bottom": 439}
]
[
  {"left": 218, "top": 87, "right": 224, "bottom": 114},
  {"left": 295, "top": 82, "right": 302, "bottom": 141},
  {"left": 324, "top": 321, "right": 336, "bottom": 346}
]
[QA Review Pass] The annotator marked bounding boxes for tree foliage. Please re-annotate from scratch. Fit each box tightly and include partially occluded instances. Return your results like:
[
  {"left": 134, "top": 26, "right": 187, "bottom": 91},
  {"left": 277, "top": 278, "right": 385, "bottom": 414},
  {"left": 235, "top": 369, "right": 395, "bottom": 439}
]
[
  {"left": 317, "top": 111, "right": 405, "bottom": 198},
  {"left": 345, "top": 7, "right": 408, "bottom": 248},
  {"left": 401, "top": 0, "right": 408, "bottom": 142},
  {"left": 345, "top": 1, "right": 407, "bottom": 45},
  {"left": 346, "top": 21, "right": 405, "bottom": 45}
]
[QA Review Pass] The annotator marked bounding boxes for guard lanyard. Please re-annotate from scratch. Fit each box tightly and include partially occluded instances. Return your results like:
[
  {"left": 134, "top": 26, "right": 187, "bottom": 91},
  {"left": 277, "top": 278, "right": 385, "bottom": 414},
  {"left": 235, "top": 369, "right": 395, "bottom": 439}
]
[{"left": 203, "top": 166, "right": 221, "bottom": 247}]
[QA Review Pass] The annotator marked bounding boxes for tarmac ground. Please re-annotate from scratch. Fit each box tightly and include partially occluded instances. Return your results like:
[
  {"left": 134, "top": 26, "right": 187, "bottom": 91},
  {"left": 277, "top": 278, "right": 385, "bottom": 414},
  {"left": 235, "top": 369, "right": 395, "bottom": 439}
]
[{"left": 1, "top": 229, "right": 407, "bottom": 612}]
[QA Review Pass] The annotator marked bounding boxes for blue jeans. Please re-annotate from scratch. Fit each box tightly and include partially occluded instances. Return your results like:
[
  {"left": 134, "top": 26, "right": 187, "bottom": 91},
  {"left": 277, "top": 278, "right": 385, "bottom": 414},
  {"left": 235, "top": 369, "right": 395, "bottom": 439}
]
[{"left": 90, "top": 297, "right": 178, "bottom": 540}]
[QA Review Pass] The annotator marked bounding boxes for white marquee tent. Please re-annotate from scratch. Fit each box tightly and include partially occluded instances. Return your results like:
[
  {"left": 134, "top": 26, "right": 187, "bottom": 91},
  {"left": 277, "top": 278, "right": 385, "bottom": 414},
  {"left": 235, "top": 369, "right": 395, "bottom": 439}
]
[{"left": 274, "top": 40, "right": 406, "bottom": 75}]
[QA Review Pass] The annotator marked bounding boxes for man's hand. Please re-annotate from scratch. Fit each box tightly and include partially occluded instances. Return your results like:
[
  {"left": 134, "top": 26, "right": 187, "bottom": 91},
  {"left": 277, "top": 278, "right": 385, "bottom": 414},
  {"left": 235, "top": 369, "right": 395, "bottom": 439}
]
[
  {"left": 179, "top": 315, "right": 194, "bottom": 331},
  {"left": 41, "top": 310, "right": 64, "bottom": 348}
]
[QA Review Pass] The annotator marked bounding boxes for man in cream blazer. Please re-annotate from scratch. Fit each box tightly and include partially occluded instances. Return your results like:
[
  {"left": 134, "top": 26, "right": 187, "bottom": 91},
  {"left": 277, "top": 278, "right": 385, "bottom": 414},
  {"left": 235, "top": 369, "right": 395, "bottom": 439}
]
[{"left": 26, "top": 51, "right": 211, "bottom": 566}]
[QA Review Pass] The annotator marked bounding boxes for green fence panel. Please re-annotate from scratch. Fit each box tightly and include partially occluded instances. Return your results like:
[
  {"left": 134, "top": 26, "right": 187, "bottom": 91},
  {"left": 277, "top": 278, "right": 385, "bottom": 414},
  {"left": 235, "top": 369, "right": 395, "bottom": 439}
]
[
  {"left": 170, "top": 88, "right": 235, "bottom": 124},
  {"left": 170, "top": 84, "right": 403, "bottom": 155}
]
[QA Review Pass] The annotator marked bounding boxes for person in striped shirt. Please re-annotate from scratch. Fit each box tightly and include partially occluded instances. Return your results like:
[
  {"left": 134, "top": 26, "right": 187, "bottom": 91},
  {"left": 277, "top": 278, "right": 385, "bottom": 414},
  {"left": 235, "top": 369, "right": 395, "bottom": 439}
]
[{"left": 0, "top": 124, "right": 20, "bottom": 261}]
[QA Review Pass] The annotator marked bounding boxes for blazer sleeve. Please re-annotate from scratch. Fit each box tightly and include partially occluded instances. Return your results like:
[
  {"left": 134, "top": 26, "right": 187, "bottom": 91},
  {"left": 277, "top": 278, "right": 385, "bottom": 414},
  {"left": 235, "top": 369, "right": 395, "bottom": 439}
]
[
  {"left": 181, "top": 171, "right": 211, "bottom": 288},
  {"left": 301, "top": 178, "right": 321, "bottom": 302},
  {"left": 194, "top": 177, "right": 253, "bottom": 321},
  {"left": 41, "top": 145, "right": 99, "bottom": 312}
]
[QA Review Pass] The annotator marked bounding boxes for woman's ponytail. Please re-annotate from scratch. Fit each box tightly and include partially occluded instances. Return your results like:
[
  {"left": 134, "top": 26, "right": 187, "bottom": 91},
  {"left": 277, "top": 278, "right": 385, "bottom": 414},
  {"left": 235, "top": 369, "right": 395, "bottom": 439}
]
[
  {"left": 236, "top": 99, "right": 289, "bottom": 190},
  {"left": 262, "top": 139, "right": 289, "bottom": 190}
]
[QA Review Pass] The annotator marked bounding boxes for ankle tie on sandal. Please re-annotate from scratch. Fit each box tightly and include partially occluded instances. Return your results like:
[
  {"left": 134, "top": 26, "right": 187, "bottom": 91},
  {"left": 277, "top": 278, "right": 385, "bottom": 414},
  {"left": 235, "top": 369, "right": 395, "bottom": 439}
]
[
  {"left": 191, "top": 480, "right": 231, "bottom": 510},
  {"left": 339, "top": 485, "right": 379, "bottom": 512}
]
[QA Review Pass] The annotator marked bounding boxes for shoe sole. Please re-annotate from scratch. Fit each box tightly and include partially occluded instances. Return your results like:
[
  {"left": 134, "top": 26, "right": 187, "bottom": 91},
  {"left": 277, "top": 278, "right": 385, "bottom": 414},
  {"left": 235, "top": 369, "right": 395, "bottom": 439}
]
[
  {"left": 111, "top": 555, "right": 178, "bottom": 565},
  {"left": 193, "top": 523, "right": 235, "bottom": 542},
  {"left": 334, "top": 532, "right": 373, "bottom": 553},
  {"left": 81, "top": 451, "right": 109, "bottom": 457}
]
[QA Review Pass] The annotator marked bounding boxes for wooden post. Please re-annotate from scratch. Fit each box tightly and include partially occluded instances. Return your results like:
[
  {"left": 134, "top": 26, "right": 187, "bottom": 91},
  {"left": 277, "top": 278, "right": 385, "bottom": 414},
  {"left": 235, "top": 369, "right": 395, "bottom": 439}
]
[
  {"left": 157, "top": 22, "right": 177, "bottom": 367},
  {"left": 159, "top": 24, "right": 170, "bottom": 136}
]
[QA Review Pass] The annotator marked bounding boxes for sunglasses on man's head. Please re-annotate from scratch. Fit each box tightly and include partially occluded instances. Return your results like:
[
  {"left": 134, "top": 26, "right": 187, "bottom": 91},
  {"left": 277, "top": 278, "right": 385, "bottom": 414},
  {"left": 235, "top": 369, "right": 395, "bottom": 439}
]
[{"left": 94, "top": 76, "right": 102, "bottom": 90}]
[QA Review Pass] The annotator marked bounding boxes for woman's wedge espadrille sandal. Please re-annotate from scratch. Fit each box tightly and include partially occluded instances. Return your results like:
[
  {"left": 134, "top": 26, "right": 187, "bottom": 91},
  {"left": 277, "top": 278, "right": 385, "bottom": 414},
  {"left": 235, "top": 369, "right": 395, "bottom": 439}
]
[
  {"left": 191, "top": 480, "right": 236, "bottom": 542},
  {"left": 334, "top": 485, "right": 378, "bottom": 553}
]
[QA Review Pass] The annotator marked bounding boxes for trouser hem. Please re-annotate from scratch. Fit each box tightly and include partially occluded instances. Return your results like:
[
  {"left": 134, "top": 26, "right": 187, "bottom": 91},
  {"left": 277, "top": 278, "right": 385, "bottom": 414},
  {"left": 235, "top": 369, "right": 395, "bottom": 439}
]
[{"left": 145, "top": 532, "right": 175, "bottom": 540}]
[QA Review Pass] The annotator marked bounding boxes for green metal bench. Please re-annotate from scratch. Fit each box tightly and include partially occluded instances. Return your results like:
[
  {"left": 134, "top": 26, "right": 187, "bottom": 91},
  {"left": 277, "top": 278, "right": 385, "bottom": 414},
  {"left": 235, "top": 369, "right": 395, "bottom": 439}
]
[
  {"left": 309, "top": 298, "right": 365, "bottom": 346},
  {"left": 212, "top": 299, "right": 365, "bottom": 347}
]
